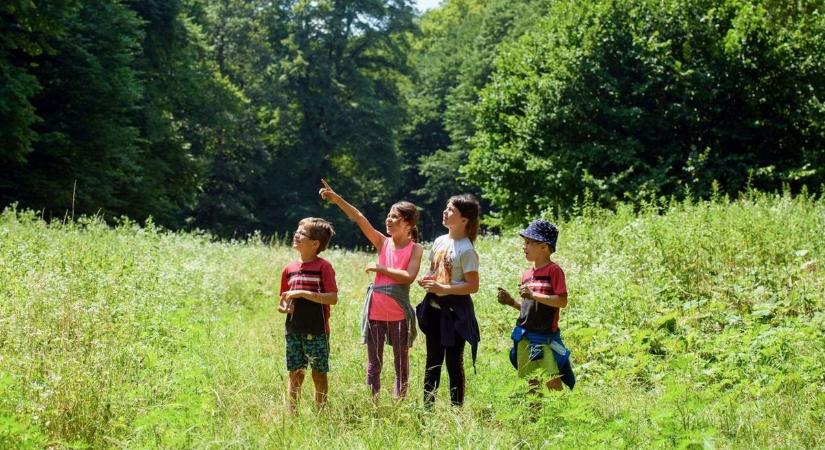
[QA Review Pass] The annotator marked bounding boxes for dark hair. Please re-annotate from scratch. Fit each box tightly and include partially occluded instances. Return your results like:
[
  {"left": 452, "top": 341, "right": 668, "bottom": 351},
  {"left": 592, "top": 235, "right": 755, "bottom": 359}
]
[
  {"left": 391, "top": 201, "right": 420, "bottom": 242},
  {"left": 448, "top": 194, "right": 480, "bottom": 243},
  {"left": 299, "top": 217, "right": 335, "bottom": 253}
]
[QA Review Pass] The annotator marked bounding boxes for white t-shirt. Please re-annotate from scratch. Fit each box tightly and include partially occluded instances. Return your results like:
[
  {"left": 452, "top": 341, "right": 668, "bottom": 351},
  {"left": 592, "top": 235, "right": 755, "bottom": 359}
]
[{"left": 426, "top": 235, "right": 479, "bottom": 290}]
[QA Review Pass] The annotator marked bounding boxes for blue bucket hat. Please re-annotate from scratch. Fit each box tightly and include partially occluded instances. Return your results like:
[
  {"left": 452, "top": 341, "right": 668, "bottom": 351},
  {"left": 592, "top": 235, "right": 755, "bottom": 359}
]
[{"left": 519, "top": 220, "right": 559, "bottom": 249}]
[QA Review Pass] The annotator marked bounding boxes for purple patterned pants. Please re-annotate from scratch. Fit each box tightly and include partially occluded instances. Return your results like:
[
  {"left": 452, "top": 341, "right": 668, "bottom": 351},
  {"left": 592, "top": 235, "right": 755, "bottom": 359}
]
[{"left": 366, "top": 319, "right": 409, "bottom": 398}]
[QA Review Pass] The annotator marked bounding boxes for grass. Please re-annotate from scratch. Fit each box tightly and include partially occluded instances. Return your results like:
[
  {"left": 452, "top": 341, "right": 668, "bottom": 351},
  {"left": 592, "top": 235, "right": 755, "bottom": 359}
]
[{"left": 1, "top": 190, "right": 823, "bottom": 448}]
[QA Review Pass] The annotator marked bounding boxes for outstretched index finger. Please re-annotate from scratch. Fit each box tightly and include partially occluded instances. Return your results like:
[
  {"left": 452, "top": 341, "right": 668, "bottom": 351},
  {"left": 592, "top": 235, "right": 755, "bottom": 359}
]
[{"left": 320, "top": 178, "right": 331, "bottom": 190}]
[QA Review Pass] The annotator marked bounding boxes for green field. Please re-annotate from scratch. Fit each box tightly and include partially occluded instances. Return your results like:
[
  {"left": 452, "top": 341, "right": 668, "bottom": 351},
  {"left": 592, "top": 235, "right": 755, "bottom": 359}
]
[{"left": 1, "top": 192, "right": 823, "bottom": 449}]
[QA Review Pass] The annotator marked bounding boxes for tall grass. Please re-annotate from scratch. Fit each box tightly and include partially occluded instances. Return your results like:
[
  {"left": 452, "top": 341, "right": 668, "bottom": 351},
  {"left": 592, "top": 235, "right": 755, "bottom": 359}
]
[{"left": 1, "top": 191, "right": 823, "bottom": 448}]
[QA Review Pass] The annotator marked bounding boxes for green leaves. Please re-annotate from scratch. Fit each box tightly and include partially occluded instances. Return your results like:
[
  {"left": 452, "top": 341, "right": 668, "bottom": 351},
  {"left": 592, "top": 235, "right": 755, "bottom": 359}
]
[{"left": 465, "top": 0, "right": 825, "bottom": 225}]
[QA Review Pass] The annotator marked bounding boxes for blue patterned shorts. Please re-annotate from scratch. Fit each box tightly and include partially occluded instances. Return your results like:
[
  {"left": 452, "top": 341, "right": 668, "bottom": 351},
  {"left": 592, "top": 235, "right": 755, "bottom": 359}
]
[{"left": 285, "top": 333, "right": 330, "bottom": 373}]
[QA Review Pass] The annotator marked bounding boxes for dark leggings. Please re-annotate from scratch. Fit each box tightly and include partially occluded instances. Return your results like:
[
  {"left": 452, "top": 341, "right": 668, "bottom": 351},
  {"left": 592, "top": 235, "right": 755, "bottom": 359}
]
[{"left": 423, "top": 306, "right": 466, "bottom": 406}]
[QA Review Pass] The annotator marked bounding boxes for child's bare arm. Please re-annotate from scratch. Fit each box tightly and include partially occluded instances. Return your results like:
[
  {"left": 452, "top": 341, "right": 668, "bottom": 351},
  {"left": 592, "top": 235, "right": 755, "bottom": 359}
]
[
  {"left": 496, "top": 287, "right": 521, "bottom": 310},
  {"left": 419, "top": 271, "right": 479, "bottom": 295},
  {"left": 282, "top": 290, "right": 338, "bottom": 306},
  {"left": 366, "top": 244, "right": 424, "bottom": 284},
  {"left": 319, "top": 179, "right": 384, "bottom": 249},
  {"left": 277, "top": 297, "right": 293, "bottom": 314},
  {"left": 519, "top": 286, "right": 568, "bottom": 308}
]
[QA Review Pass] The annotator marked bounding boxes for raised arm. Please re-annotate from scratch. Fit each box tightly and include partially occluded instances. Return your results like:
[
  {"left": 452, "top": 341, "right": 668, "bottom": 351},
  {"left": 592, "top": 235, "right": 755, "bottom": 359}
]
[{"left": 319, "top": 179, "right": 384, "bottom": 250}]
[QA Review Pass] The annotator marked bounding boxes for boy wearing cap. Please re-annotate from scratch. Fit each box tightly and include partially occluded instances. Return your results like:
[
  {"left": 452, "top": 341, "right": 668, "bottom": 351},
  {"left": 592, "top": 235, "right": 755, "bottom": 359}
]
[{"left": 497, "top": 220, "right": 575, "bottom": 392}]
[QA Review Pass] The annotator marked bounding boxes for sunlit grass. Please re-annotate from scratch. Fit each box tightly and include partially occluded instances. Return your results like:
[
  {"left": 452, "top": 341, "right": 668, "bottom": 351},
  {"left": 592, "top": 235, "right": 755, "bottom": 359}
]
[{"left": 1, "top": 191, "right": 823, "bottom": 448}]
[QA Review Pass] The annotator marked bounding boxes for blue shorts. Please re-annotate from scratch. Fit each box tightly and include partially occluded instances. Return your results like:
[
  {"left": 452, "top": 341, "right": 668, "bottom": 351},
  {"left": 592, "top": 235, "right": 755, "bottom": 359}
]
[{"left": 285, "top": 333, "right": 330, "bottom": 373}]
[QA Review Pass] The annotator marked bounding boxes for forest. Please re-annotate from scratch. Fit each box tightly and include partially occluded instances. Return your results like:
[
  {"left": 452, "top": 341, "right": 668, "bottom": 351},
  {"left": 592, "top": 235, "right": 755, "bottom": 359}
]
[{"left": 2, "top": 0, "right": 824, "bottom": 243}]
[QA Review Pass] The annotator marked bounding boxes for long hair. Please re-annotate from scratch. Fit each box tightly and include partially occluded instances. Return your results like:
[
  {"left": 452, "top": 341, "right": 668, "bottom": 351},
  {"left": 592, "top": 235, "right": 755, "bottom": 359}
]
[
  {"left": 448, "top": 194, "right": 480, "bottom": 243},
  {"left": 391, "top": 201, "right": 420, "bottom": 242}
]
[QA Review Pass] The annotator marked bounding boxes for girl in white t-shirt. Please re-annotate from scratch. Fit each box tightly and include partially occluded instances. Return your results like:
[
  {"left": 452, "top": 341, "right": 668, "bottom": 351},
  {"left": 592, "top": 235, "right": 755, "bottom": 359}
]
[{"left": 416, "top": 194, "right": 481, "bottom": 407}]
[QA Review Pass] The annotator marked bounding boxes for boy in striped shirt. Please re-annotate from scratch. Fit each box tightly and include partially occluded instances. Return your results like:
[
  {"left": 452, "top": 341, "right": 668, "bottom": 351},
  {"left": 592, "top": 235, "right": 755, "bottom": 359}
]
[
  {"left": 497, "top": 220, "right": 575, "bottom": 393},
  {"left": 278, "top": 217, "right": 338, "bottom": 413}
]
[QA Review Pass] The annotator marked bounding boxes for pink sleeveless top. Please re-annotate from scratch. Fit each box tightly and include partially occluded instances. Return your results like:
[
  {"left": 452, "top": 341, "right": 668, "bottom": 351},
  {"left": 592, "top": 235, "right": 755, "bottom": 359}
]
[{"left": 369, "top": 238, "right": 415, "bottom": 321}]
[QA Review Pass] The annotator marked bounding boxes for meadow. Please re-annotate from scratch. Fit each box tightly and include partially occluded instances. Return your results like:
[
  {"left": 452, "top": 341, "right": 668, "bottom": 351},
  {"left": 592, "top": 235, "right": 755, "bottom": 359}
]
[{"left": 1, "top": 191, "right": 823, "bottom": 449}]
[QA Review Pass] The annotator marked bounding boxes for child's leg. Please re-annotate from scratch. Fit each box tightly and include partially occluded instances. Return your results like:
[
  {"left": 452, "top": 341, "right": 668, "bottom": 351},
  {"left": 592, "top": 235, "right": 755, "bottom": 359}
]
[
  {"left": 444, "top": 339, "right": 466, "bottom": 406},
  {"left": 288, "top": 370, "right": 305, "bottom": 414},
  {"left": 527, "top": 378, "right": 542, "bottom": 395},
  {"left": 366, "top": 320, "right": 387, "bottom": 396},
  {"left": 305, "top": 334, "right": 330, "bottom": 410},
  {"left": 527, "top": 377, "right": 562, "bottom": 399},
  {"left": 545, "top": 377, "right": 563, "bottom": 391},
  {"left": 423, "top": 306, "right": 445, "bottom": 405},
  {"left": 285, "top": 334, "right": 309, "bottom": 415},
  {"left": 311, "top": 371, "right": 329, "bottom": 409},
  {"left": 518, "top": 340, "right": 563, "bottom": 394},
  {"left": 389, "top": 320, "right": 409, "bottom": 399}
]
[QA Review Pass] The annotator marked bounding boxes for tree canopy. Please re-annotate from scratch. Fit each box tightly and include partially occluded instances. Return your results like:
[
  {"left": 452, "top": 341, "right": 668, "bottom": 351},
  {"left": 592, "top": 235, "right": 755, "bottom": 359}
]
[
  {"left": 465, "top": 0, "right": 825, "bottom": 224},
  {"left": 1, "top": 0, "right": 823, "bottom": 241}
]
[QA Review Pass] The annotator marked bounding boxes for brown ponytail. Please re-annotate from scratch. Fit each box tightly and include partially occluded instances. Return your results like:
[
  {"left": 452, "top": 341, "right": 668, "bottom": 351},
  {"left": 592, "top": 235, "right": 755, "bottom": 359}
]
[
  {"left": 391, "top": 201, "right": 420, "bottom": 242},
  {"left": 448, "top": 194, "right": 480, "bottom": 243}
]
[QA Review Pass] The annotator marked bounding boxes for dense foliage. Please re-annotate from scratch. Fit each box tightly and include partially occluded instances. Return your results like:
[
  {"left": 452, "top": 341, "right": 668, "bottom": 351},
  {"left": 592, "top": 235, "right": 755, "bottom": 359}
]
[
  {"left": 1, "top": 0, "right": 416, "bottom": 244},
  {"left": 1, "top": 192, "right": 822, "bottom": 447},
  {"left": 466, "top": 0, "right": 825, "bottom": 224},
  {"left": 398, "top": 0, "right": 552, "bottom": 234},
  {"left": 2, "top": 0, "right": 824, "bottom": 240}
]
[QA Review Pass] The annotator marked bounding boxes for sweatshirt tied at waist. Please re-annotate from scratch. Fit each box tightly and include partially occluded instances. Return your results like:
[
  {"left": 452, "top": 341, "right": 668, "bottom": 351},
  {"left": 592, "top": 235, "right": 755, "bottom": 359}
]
[
  {"left": 416, "top": 292, "right": 480, "bottom": 370},
  {"left": 509, "top": 324, "right": 575, "bottom": 389},
  {"left": 361, "top": 283, "right": 418, "bottom": 347}
]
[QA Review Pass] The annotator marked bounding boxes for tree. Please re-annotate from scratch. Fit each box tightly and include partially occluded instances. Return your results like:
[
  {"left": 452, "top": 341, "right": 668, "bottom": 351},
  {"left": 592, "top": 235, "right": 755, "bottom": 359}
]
[
  {"left": 400, "top": 0, "right": 550, "bottom": 233},
  {"left": 0, "top": 1, "right": 77, "bottom": 165},
  {"left": 0, "top": 0, "right": 146, "bottom": 219},
  {"left": 248, "top": 0, "right": 417, "bottom": 244},
  {"left": 129, "top": 0, "right": 264, "bottom": 231},
  {"left": 466, "top": 0, "right": 825, "bottom": 224},
  {"left": 0, "top": 0, "right": 264, "bottom": 231}
]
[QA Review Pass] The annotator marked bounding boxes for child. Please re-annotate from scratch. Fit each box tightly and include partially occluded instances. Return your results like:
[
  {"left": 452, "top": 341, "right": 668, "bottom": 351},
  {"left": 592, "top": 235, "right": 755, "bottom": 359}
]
[
  {"left": 319, "top": 179, "right": 423, "bottom": 400},
  {"left": 277, "top": 217, "right": 338, "bottom": 414},
  {"left": 416, "top": 194, "right": 481, "bottom": 407},
  {"left": 496, "top": 220, "right": 575, "bottom": 393}
]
